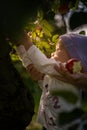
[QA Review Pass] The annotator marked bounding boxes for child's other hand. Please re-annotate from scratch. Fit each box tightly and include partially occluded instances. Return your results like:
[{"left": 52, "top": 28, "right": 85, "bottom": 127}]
[
  {"left": 26, "top": 64, "right": 44, "bottom": 81},
  {"left": 54, "top": 62, "right": 71, "bottom": 83}
]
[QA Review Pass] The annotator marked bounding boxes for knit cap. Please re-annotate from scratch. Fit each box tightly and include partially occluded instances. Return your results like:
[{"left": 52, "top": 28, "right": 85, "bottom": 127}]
[{"left": 60, "top": 33, "right": 87, "bottom": 72}]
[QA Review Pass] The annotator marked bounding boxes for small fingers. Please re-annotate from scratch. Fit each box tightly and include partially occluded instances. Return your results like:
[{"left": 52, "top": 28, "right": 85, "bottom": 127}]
[
  {"left": 54, "top": 62, "right": 68, "bottom": 76},
  {"left": 26, "top": 64, "right": 34, "bottom": 73},
  {"left": 26, "top": 64, "right": 44, "bottom": 81}
]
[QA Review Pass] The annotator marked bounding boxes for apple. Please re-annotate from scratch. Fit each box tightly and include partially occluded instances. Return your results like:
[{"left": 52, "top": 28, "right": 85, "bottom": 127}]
[
  {"left": 65, "top": 58, "right": 83, "bottom": 74},
  {"left": 58, "top": 2, "right": 70, "bottom": 14},
  {"left": 36, "top": 25, "right": 42, "bottom": 31}
]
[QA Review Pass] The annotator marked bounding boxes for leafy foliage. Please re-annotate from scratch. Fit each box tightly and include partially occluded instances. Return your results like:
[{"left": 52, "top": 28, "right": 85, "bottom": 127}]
[{"left": 27, "top": 18, "right": 59, "bottom": 57}]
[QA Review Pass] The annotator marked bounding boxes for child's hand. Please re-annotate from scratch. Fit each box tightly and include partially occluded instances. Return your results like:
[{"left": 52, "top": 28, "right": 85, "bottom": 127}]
[
  {"left": 54, "top": 63, "right": 87, "bottom": 89},
  {"left": 54, "top": 62, "right": 71, "bottom": 83},
  {"left": 26, "top": 64, "right": 44, "bottom": 81},
  {"left": 15, "top": 31, "right": 33, "bottom": 50},
  {"left": 19, "top": 31, "right": 33, "bottom": 50}
]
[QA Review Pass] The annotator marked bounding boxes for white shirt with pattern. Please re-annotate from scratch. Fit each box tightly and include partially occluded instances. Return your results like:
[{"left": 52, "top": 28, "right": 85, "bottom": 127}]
[{"left": 16, "top": 45, "right": 81, "bottom": 130}]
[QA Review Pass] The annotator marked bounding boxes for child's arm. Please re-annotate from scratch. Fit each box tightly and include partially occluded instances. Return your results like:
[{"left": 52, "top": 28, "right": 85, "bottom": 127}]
[
  {"left": 54, "top": 63, "right": 87, "bottom": 89},
  {"left": 26, "top": 45, "right": 60, "bottom": 75},
  {"left": 16, "top": 32, "right": 60, "bottom": 76}
]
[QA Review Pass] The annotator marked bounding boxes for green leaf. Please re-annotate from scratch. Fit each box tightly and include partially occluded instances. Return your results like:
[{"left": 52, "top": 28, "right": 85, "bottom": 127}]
[
  {"left": 41, "top": 19, "right": 54, "bottom": 37},
  {"left": 81, "top": 91, "right": 87, "bottom": 112},
  {"left": 58, "top": 108, "right": 84, "bottom": 126},
  {"left": 82, "top": 101, "right": 87, "bottom": 112},
  {"left": 37, "top": 9, "right": 44, "bottom": 20},
  {"left": 52, "top": 34, "right": 59, "bottom": 43},
  {"left": 32, "top": 32, "right": 37, "bottom": 40}
]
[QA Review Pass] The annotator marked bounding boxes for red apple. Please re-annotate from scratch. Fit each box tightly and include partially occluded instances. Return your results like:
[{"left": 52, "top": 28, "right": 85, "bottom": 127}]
[
  {"left": 65, "top": 58, "right": 83, "bottom": 74},
  {"left": 58, "top": 3, "right": 70, "bottom": 14},
  {"left": 36, "top": 25, "right": 42, "bottom": 31}
]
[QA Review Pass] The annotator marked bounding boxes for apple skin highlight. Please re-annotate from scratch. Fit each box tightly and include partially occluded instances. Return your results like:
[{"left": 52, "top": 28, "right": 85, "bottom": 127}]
[{"left": 65, "top": 58, "right": 83, "bottom": 74}]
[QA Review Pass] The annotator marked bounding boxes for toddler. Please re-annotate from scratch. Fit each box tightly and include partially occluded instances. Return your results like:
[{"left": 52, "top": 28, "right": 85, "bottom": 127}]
[{"left": 16, "top": 33, "right": 85, "bottom": 130}]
